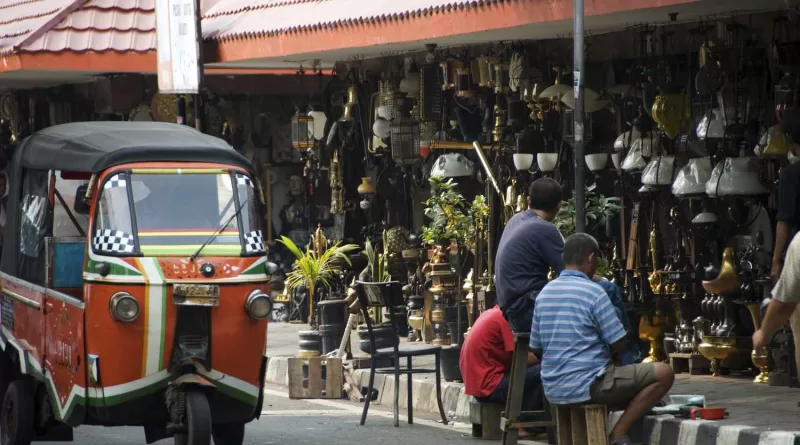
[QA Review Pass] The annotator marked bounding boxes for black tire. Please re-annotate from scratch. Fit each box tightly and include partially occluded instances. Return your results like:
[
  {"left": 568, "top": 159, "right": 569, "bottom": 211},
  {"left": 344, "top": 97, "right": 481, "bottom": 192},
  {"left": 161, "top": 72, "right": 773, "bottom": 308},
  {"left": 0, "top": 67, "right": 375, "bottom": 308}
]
[
  {"left": 212, "top": 423, "right": 245, "bottom": 445},
  {"left": 1, "top": 380, "right": 34, "bottom": 445},
  {"left": 174, "top": 391, "right": 212, "bottom": 445}
]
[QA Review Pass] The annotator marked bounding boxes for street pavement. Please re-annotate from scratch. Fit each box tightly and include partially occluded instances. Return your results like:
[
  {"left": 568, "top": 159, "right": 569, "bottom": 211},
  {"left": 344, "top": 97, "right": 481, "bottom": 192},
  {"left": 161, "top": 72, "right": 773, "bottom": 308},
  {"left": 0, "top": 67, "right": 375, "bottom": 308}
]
[{"left": 37, "top": 383, "right": 493, "bottom": 445}]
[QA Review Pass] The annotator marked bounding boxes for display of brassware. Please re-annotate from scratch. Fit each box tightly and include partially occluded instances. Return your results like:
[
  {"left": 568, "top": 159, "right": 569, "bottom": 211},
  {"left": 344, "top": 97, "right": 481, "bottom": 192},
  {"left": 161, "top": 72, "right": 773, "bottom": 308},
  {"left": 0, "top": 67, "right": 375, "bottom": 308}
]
[{"left": 697, "top": 335, "right": 754, "bottom": 376}]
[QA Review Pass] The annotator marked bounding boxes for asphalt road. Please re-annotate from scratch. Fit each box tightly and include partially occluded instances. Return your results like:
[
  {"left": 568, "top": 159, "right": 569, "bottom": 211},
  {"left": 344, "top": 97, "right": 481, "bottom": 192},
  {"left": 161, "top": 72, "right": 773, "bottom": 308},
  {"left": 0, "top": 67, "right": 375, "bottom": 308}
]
[{"left": 37, "top": 383, "right": 506, "bottom": 445}]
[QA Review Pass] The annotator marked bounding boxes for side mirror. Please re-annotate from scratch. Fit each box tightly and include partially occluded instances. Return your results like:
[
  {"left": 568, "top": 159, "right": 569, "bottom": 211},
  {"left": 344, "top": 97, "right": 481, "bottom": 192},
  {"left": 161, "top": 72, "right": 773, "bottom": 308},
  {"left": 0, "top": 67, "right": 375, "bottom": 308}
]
[
  {"left": 265, "top": 262, "right": 279, "bottom": 275},
  {"left": 74, "top": 184, "right": 90, "bottom": 215}
]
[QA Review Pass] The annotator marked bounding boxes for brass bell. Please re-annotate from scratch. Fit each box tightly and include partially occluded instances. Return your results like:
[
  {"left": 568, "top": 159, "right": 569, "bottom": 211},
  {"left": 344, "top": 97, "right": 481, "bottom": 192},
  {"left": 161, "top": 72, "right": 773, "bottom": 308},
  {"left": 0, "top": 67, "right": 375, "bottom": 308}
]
[
  {"left": 516, "top": 194, "right": 528, "bottom": 212},
  {"left": 505, "top": 180, "right": 518, "bottom": 208}
]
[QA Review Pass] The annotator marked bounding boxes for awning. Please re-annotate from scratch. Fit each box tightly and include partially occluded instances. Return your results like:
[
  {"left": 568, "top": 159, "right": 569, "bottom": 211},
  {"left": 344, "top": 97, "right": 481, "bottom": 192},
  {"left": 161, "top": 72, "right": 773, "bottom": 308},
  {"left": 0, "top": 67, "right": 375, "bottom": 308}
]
[{"left": 202, "top": 0, "right": 787, "bottom": 69}]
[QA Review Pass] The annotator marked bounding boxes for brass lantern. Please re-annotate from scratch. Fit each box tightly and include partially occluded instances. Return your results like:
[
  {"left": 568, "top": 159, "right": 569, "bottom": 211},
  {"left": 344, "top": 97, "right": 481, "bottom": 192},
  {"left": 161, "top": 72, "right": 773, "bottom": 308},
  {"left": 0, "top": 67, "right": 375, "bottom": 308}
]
[
  {"left": 291, "top": 107, "right": 314, "bottom": 150},
  {"left": 390, "top": 97, "right": 421, "bottom": 165}
]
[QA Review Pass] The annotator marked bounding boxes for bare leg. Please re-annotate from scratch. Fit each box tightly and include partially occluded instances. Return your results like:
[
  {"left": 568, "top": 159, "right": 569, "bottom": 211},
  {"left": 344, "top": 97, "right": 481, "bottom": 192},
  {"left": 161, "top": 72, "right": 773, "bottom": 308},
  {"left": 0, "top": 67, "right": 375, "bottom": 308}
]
[{"left": 609, "top": 363, "right": 674, "bottom": 441}]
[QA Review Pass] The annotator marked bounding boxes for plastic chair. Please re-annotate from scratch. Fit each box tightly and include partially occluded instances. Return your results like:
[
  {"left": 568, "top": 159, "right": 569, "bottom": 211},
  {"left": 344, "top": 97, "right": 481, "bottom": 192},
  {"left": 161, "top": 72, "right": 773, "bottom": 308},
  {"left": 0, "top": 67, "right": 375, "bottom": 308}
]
[{"left": 354, "top": 280, "right": 449, "bottom": 427}]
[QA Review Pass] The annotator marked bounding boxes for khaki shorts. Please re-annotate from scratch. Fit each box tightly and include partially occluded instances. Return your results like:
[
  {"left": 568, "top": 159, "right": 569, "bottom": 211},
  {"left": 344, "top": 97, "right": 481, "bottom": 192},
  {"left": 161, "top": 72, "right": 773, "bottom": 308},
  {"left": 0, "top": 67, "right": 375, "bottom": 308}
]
[{"left": 589, "top": 363, "right": 656, "bottom": 409}]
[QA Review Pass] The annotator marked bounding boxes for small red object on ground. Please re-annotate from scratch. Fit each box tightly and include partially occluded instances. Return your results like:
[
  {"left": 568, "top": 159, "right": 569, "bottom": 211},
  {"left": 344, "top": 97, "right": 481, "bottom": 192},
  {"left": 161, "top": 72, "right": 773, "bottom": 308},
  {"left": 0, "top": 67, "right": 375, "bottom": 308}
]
[{"left": 688, "top": 408, "right": 727, "bottom": 420}]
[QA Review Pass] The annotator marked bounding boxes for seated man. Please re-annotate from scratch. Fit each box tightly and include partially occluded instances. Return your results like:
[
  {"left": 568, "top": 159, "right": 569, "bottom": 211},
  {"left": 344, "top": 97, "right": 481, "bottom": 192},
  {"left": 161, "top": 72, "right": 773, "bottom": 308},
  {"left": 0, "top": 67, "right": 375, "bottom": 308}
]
[
  {"left": 530, "top": 233, "right": 674, "bottom": 445},
  {"left": 460, "top": 306, "right": 543, "bottom": 434}
]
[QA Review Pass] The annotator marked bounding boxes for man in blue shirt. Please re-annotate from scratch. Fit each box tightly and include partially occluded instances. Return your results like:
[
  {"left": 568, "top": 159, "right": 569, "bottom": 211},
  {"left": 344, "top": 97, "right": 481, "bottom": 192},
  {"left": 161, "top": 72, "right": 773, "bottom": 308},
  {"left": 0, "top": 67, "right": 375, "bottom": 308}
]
[
  {"left": 495, "top": 178, "right": 565, "bottom": 333},
  {"left": 530, "top": 233, "right": 674, "bottom": 445}
]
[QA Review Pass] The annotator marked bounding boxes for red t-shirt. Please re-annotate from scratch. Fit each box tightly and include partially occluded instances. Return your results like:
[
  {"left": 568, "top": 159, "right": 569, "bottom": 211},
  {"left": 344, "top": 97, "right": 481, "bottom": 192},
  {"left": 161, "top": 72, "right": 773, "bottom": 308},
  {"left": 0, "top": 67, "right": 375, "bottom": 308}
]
[{"left": 459, "top": 306, "right": 515, "bottom": 398}]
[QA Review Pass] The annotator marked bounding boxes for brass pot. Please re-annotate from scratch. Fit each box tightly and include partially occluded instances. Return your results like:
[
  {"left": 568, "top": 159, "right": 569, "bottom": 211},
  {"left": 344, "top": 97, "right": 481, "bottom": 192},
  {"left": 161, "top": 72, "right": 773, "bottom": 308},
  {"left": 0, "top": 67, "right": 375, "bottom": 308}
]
[{"left": 698, "top": 335, "right": 753, "bottom": 375}]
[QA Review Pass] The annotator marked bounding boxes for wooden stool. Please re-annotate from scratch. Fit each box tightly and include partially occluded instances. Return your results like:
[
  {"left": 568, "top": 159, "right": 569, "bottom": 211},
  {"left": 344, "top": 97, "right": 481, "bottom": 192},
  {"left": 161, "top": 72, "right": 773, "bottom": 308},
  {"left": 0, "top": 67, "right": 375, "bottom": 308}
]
[
  {"left": 500, "top": 333, "right": 556, "bottom": 445},
  {"left": 554, "top": 404, "right": 608, "bottom": 445},
  {"left": 470, "top": 401, "right": 503, "bottom": 440}
]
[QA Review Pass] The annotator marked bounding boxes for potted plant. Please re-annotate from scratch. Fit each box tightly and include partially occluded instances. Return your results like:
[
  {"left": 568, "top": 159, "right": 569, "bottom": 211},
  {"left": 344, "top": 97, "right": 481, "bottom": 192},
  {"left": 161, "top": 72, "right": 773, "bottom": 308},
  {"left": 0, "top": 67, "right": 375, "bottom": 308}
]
[
  {"left": 553, "top": 184, "right": 620, "bottom": 278},
  {"left": 355, "top": 237, "right": 402, "bottom": 354},
  {"left": 278, "top": 236, "right": 359, "bottom": 356},
  {"left": 421, "top": 176, "right": 476, "bottom": 381}
]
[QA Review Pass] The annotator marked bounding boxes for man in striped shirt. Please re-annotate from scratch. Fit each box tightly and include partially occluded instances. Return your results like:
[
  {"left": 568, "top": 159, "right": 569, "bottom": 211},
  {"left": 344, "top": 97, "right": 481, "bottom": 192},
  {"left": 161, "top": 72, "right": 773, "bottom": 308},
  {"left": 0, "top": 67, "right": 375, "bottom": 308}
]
[{"left": 530, "top": 233, "right": 674, "bottom": 445}]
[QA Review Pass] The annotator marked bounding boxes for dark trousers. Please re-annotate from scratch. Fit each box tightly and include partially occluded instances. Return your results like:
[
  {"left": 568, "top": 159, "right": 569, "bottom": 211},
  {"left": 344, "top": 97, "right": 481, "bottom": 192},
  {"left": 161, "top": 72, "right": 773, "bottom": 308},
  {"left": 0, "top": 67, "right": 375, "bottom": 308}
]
[
  {"left": 502, "top": 290, "right": 539, "bottom": 334},
  {"left": 479, "top": 364, "right": 543, "bottom": 413}
]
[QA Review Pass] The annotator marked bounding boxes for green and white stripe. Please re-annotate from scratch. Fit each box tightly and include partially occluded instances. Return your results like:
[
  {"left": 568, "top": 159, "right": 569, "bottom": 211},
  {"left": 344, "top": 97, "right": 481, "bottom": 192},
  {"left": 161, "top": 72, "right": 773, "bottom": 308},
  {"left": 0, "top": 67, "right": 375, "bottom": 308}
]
[{"left": 137, "top": 258, "right": 167, "bottom": 377}]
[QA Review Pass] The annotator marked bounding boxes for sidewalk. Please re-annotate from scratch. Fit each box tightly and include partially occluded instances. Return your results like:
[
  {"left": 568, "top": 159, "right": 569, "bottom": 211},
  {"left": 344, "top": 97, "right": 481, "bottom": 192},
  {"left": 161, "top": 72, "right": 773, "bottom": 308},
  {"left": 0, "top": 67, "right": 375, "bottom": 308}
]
[{"left": 264, "top": 322, "right": 800, "bottom": 445}]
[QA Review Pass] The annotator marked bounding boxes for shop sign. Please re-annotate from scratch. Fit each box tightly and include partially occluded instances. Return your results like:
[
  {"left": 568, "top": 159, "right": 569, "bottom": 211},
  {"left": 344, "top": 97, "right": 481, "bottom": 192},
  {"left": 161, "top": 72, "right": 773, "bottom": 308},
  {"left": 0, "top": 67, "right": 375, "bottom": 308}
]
[{"left": 155, "top": 0, "right": 201, "bottom": 94}]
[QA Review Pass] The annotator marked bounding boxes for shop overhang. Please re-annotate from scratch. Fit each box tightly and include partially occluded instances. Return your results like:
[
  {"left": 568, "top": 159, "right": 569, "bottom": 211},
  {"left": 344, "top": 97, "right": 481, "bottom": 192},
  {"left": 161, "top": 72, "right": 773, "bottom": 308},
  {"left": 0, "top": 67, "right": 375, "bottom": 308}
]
[
  {"left": 0, "top": 0, "right": 323, "bottom": 91},
  {"left": 203, "top": 0, "right": 790, "bottom": 69}
]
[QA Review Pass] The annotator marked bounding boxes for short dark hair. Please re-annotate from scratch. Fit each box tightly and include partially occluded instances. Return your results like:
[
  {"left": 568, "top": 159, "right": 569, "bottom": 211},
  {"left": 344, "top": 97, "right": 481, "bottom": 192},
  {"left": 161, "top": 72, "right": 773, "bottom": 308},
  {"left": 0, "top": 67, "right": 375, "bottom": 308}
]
[
  {"left": 781, "top": 108, "right": 800, "bottom": 145},
  {"left": 563, "top": 233, "right": 600, "bottom": 265},
  {"left": 528, "top": 178, "right": 563, "bottom": 213}
]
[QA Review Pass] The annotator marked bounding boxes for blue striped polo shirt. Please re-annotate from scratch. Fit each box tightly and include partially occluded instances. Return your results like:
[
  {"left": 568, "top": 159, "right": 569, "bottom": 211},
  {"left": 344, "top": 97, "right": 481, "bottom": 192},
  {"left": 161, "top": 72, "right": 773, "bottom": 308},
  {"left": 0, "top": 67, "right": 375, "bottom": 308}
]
[{"left": 529, "top": 270, "right": 627, "bottom": 405}]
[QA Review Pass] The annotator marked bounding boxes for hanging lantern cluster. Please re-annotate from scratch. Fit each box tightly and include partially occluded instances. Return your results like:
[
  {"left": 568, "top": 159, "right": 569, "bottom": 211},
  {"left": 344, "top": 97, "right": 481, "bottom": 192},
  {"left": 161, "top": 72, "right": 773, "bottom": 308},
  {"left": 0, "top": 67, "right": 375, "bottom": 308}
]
[{"left": 390, "top": 96, "right": 421, "bottom": 165}]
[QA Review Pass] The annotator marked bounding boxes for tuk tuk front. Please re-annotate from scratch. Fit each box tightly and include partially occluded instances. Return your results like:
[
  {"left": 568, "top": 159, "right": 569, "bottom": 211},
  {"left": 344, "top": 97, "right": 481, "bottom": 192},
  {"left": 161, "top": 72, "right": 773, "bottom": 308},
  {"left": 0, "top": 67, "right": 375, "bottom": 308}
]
[{"left": 0, "top": 122, "right": 274, "bottom": 445}]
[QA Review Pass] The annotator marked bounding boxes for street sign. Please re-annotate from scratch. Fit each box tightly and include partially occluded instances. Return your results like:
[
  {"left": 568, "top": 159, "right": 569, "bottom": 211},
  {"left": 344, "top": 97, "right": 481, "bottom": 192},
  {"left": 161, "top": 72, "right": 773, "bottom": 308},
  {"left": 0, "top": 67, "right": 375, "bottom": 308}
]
[{"left": 155, "top": 0, "right": 201, "bottom": 94}]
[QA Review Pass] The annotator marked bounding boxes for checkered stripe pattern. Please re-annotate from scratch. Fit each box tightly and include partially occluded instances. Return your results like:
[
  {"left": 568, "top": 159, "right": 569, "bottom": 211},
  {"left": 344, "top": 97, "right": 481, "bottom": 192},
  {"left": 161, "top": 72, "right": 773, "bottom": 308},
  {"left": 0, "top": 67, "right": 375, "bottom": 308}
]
[
  {"left": 93, "top": 229, "right": 135, "bottom": 254},
  {"left": 103, "top": 174, "right": 127, "bottom": 190},
  {"left": 244, "top": 230, "right": 266, "bottom": 253},
  {"left": 236, "top": 174, "right": 253, "bottom": 188}
]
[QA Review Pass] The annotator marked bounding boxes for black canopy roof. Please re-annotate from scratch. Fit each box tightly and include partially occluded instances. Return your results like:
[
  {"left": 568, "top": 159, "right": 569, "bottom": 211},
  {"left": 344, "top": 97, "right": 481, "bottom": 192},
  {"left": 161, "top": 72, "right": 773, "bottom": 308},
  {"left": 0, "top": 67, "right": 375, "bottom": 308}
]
[{"left": 14, "top": 121, "right": 254, "bottom": 173}]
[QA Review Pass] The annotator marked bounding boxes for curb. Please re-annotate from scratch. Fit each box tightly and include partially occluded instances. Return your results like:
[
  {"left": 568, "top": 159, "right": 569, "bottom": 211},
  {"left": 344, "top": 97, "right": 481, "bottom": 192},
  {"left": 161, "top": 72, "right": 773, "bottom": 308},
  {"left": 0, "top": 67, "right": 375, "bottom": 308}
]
[{"left": 264, "top": 357, "right": 800, "bottom": 445}]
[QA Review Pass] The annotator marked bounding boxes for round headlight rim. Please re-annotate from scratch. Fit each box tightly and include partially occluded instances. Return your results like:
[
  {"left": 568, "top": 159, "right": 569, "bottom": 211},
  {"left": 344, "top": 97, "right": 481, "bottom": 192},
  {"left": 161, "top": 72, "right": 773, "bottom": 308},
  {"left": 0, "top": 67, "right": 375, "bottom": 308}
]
[
  {"left": 245, "top": 290, "right": 272, "bottom": 320},
  {"left": 109, "top": 292, "right": 140, "bottom": 322}
]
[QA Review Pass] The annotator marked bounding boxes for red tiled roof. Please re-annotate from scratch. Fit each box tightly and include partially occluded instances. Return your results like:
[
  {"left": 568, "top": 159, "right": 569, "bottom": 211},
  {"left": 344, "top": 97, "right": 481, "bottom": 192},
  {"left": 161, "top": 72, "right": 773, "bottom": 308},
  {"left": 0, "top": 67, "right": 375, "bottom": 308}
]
[
  {"left": 0, "top": 0, "right": 155, "bottom": 55},
  {"left": 202, "top": 0, "right": 503, "bottom": 41}
]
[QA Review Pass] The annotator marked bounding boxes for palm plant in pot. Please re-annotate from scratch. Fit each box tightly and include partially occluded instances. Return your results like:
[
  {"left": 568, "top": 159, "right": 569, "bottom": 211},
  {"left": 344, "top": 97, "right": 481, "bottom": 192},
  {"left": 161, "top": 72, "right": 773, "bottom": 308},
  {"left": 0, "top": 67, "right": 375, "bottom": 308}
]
[
  {"left": 278, "top": 235, "right": 359, "bottom": 357},
  {"left": 421, "top": 176, "right": 476, "bottom": 381}
]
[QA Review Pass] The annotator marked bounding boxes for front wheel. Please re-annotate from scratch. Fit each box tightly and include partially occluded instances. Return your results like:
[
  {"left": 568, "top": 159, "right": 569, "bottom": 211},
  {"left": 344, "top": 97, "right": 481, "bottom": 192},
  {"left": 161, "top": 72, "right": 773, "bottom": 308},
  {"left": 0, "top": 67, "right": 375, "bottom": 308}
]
[
  {"left": 212, "top": 423, "right": 245, "bottom": 445},
  {"left": 1, "top": 380, "right": 34, "bottom": 445},
  {"left": 174, "top": 391, "right": 211, "bottom": 445}
]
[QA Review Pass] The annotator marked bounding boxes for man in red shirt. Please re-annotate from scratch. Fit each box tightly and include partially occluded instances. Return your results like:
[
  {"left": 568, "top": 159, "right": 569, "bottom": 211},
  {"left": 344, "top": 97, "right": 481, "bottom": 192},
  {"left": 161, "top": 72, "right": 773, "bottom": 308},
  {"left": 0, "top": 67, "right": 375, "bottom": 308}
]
[{"left": 460, "top": 306, "right": 542, "bottom": 420}]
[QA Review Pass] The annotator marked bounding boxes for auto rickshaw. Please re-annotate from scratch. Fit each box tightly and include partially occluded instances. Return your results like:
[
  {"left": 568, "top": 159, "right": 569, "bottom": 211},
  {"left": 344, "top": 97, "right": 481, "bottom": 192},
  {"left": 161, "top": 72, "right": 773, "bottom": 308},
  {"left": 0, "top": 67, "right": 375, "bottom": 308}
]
[{"left": 0, "top": 122, "right": 275, "bottom": 445}]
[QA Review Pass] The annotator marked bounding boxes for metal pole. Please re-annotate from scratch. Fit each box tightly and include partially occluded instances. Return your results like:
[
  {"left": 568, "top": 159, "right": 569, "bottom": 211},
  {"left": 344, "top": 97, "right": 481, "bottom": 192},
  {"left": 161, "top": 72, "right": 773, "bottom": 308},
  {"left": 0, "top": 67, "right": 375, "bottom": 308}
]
[
  {"left": 573, "top": 0, "right": 586, "bottom": 233},
  {"left": 193, "top": 0, "right": 205, "bottom": 132}
]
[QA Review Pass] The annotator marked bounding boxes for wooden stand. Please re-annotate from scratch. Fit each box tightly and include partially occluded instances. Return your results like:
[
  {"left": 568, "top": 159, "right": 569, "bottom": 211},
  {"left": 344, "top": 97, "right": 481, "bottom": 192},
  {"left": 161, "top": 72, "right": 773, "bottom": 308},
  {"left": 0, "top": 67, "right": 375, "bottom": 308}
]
[
  {"left": 669, "top": 352, "right": 710, "bottom": 375},
  {"left": 471, "top": 401, "right": 503, "bottom": 440},
  {"left": 555, "top": 404, "right": 608, "bottom": 445},
  {"left": 287, "top": 357, "right": 343, "bottom": 399},
  {"left": 501, "top": 333, "right": 556, "bottom": 445}
]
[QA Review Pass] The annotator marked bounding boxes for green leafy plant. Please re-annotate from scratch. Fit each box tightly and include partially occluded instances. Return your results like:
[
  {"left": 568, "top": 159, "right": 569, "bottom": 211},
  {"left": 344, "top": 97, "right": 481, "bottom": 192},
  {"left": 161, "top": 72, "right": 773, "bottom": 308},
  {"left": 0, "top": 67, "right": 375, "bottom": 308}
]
[
  {"left": 364, "top": 237, "right": 390, "bottom": 282},
  {"left": 278, "top": 236, "right": 360, "bottom": 320},
  {"left": 553, "top": 184, "right": 621, "bottom": 236},
  {"left": 422, "top": 176, "right": 473, "bottom": 247},
  {"left": 553, "top": 185, "right": 620, "bottom": 278}
]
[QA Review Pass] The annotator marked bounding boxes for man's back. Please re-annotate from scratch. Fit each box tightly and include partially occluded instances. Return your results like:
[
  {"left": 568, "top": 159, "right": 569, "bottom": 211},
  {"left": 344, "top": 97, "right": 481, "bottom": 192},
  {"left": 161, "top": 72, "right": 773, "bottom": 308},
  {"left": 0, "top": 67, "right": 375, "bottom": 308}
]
[
  {"left": 495, "top": 211, "right": 565, "bottom": 312},
  {"left": 530, "top": 271, "right": 626, "bottom": 405},
  {"left": 459, "top": 307, "right": 514, "bottom": 398}
]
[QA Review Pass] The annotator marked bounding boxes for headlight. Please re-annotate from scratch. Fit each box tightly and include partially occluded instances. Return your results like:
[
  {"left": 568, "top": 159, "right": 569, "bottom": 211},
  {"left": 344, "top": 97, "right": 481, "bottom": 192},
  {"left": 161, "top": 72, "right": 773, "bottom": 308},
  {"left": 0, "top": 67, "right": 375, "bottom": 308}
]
[
  {"left": 245, "top": 290, "right": 272, "bottom": 320},
  {"left": 109, "top": 292, "right": 139, "bottom": 322}
]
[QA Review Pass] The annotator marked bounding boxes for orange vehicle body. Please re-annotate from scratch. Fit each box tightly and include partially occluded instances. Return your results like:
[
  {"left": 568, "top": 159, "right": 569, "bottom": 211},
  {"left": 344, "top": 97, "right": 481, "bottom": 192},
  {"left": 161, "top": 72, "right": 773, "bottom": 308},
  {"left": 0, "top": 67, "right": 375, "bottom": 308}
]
[{"left": 0, "top": 122, "right": 271, "bottom": 442}]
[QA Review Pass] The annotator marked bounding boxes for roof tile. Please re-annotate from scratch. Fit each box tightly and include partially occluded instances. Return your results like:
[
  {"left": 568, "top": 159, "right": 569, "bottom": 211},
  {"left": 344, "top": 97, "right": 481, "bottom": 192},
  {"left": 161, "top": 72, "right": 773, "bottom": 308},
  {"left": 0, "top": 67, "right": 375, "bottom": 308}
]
[
  {"left": 0, "top": 0, "right": 156, "bottom": 54},
  {"left": 202, "top": 0, "right": 497, "bottom": 41}
]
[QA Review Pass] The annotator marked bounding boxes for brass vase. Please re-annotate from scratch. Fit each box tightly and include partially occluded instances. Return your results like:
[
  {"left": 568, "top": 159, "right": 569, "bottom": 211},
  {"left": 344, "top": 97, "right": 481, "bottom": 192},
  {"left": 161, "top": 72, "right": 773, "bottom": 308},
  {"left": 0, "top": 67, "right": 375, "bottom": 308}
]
[
  {"left": 639, "top": 310, "right": 669, "bottom": 363},
  {"left": 744, "top": 302, "right": 770, "bottom": 383}
]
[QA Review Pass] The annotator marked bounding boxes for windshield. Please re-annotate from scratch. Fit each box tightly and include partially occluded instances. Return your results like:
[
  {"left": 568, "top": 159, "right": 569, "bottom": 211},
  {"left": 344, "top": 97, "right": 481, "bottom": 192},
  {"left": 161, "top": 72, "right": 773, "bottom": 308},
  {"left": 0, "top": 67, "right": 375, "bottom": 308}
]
[{"left": 93, "top": 169, "right": 264, "bottom": 257}]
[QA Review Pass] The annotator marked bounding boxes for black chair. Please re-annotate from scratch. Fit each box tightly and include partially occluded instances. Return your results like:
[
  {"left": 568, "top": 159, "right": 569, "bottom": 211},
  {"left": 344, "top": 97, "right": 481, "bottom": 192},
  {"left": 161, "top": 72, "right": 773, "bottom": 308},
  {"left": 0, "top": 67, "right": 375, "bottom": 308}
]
[{"left": 354, "top": 281, "right": 449, "bottom": 427}]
